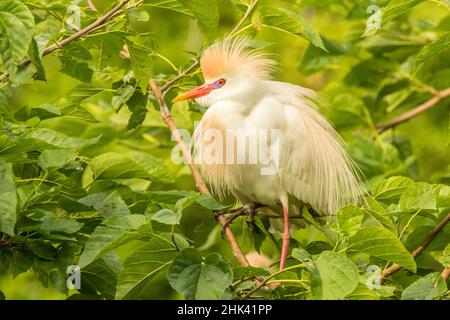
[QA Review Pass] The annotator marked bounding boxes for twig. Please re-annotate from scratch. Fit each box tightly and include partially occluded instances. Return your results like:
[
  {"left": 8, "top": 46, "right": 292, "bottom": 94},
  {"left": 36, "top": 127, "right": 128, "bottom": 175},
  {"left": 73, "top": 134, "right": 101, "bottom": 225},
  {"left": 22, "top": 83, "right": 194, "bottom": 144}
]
[
  {"left": 226, "top": 0, "right": 259, "bottom": 40},
  {"left": 240, "top": 263, "right": 305, "bottom": 300},
  {"left": 441, "top": 266, "right": 450, "bottom": 282},
  {"left": 161, "top": 60, "right": 199, "bottom": 94},
  {"left": 87, "top": 0, "right": 98, "bottom": 11},
  {"left": 149, "top": 79, "right": 249, "bottom": 267},
  {"left": 381, "top": 213, "right": 449, "bottom": 282},
  {"left": 377, "top": 88, "right": 450, "bottom": 133},
  {"left": 0, "top": 0, "right": 132, "bottom": 81}
]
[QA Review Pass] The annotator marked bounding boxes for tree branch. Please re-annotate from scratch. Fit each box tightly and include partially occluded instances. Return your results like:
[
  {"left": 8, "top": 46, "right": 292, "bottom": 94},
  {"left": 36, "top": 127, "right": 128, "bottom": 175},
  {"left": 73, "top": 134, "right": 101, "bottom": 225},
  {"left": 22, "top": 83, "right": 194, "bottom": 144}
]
[
  {"left": 381, "top": 213, "right": 449, "bottom": 282},
  {"left": 377, "top": 88, "right": 450, "bottom": 133},
  {"left": 160, "top": 60, "right": 199, "bottom": 94},
  {"left": 87, "top": 0, "right": 98, "bottom": 11},
  {"left": 0, "top": 0, "right": 133, "bottom": 81},
  {"left": 441, "top": 266, "right": 450, "bottom": 282},
  {"left": 240, "top": 263, "right": 305, "bottom": 300},
  {"left": 149, "top": 79, "right": 249, "bottom": 267},
  {"left": 226, "top": 0, "right": 259, "bottom": 40}
]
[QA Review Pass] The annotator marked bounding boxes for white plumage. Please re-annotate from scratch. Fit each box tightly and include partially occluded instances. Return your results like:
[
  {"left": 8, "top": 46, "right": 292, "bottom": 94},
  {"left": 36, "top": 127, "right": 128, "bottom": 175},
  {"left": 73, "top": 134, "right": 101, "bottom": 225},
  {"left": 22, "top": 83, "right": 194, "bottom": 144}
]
[{"left": 173, "top": 38, "right": 363, "bottom": 269}]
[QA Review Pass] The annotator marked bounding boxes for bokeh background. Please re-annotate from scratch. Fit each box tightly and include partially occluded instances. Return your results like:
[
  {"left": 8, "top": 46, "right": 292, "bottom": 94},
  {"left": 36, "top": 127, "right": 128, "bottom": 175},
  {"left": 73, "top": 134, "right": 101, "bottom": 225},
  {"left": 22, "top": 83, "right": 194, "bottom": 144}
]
[{"left": 1, "top": 0, "right": 449, "bottom": 299}]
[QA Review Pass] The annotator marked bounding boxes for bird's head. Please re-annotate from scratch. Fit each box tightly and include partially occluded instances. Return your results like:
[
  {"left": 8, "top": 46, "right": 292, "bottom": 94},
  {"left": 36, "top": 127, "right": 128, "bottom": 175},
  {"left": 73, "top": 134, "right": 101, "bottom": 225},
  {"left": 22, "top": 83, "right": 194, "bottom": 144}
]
[{"left": 172, "top": 38, "right": 276, "bottom": 106}]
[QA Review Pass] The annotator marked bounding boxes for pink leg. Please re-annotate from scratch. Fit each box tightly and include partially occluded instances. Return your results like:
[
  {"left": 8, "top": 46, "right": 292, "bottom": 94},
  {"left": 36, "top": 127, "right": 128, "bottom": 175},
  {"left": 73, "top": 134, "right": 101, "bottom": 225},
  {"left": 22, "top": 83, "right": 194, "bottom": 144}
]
[{"left": 279, "top": 206, "right": 290, "bottom": 270}]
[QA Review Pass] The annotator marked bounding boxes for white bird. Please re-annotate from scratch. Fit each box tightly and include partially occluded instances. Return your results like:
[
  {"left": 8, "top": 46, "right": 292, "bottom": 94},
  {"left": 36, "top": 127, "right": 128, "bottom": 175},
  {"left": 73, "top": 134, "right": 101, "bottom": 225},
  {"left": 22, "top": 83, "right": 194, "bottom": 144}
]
[{"left": 173, "top": 38, "right": 363, "bottom": 270}]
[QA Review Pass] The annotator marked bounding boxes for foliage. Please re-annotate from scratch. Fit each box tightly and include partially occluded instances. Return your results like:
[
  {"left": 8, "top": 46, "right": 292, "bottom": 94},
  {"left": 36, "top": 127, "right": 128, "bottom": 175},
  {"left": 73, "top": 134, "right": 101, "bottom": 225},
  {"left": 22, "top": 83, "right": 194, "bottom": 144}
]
[{"left": 0, "top": 0, "right": 449, "bottom": 300}]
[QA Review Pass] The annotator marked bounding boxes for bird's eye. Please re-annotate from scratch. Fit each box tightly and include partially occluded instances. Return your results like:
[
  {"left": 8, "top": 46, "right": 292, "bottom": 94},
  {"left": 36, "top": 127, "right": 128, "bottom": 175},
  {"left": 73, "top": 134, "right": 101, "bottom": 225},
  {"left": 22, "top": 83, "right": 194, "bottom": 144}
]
[{"left": 216, "top": 78, "right": 226, "bottom": 87}]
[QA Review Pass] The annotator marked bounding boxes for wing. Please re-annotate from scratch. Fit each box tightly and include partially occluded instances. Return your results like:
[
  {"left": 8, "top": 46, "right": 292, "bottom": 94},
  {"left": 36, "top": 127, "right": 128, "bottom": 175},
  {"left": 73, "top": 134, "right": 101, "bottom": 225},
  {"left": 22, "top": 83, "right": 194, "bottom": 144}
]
[{"left": 269, "top": 81, "right": 363, "bottom": 215}]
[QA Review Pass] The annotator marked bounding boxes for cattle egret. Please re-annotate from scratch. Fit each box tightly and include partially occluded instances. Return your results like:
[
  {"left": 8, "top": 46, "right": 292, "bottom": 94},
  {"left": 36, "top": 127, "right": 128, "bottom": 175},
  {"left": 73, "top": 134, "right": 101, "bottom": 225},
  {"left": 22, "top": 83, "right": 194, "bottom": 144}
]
[{"left": 173, "top": 38, "right": 363, "bottom": 270}]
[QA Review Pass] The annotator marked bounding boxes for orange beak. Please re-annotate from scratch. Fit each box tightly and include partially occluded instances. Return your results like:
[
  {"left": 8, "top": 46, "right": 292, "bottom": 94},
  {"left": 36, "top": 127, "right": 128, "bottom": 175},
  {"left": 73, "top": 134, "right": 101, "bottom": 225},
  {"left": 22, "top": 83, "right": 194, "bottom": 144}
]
[{"left": 172, "top": 83, "right": 214, "bottom": 103}]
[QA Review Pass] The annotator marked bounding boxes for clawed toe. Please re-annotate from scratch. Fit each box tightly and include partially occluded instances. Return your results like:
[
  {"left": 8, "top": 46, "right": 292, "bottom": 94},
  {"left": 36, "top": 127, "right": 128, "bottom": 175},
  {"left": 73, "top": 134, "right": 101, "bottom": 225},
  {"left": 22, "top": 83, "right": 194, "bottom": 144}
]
[
  {"left": 214, "top": 203, "right": 264, "bottom": 238},
  {"left": 219, "top": 208, "right": 246, "bottom": 238}
]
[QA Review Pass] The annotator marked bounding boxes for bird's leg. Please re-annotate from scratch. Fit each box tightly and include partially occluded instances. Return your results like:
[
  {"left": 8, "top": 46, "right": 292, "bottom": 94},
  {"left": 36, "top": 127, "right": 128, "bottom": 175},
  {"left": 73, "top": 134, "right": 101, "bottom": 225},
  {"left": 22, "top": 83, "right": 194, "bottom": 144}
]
[{"left": 279, "top": 206, "right": 291, "bottom": 270}]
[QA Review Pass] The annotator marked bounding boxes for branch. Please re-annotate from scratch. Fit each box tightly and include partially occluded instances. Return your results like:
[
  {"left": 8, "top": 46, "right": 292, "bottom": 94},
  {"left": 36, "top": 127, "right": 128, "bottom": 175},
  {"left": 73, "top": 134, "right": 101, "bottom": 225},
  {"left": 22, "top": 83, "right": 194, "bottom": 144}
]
[
  {"left": 377, "top": 88, "right": 450, "bottom": 133},
  {"left": 160, "top": 60, "right": 199, "bottom": 94},
  {"left": 381, "top": 213, "right": 449, "bottom": 282},
  {"left": 240, "top": 263, "right": 305, "bottom": 300},
  {"left": 87, "top": 0, "right": 98, "bottom": 11},
  {"left": 441, "top": 266, "right": 450, "bottom": 282},
  {"left": 226, "top": 0, "right": 259, "bottom": 40},
  {"left": 149, "top": 79, "right": 249, "bottom": 267},
  {"left": 0, "top": 0, "right": 132, "bottom": 81}
]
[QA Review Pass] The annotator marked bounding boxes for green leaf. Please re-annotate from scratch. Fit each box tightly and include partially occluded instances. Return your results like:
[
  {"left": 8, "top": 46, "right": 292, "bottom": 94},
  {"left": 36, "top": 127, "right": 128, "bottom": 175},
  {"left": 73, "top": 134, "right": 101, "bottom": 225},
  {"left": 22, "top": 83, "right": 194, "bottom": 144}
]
[
  {"left": 0, "top": 0, "right": 34, "bottom": 73},
  {"left": 79, "top": 226, "right": 137, "bottom": 268},
  {"left": 399, "top": 182, "right": 437, "bottom": 211},
  {"left": 364, "top": 197, "right": 395, "bottom": 230},
  {"left": 259, "top": 7, "right": 326, "bottom": 51},
  {"left": 89, "top": 151, "right": 172, "bottom": 183},
  {"left": 232, "top": 266, "right": 270, "bottom": 280},
  {"left": 175, "top": 194, "right": 200, "bottom": 212},
  {"left": 40, "top": 215, "right": 82, "bottom": 234},
  {"left": 309, "top": 251, "right": 359, "bottom": 300},
  {"left": 60, "top": 55, "right": 93, "bottom": 82},
  {"left": 346, "top": 283, "right": 378, "bottom": 300},
  {"left": 116, "top": 234, "right": 181, "bottom": 299},
  {"left": 348, "top": 226, "right": 416, "bottom": 272},
  {"left": 414, "top": 32, "right": 450, "bottom": 73},
  {"left": 0, "top": 124, "right": 100, "bottom": 154},
  {"left": 141, "top": 1, "right": 192, "bottom": 16},
  {"left": 112, "top": 83, "right": 135, "bottom": 111},
  {"left": 126, "top": 43, "right": 154, "bottom": 94},
  {"left": 179, "top": 0, "right": 219, "bottom": 39},
  {"left": 126, "top": 91, "right": 148, "bottom": 130},
  {"left": 142, "top": 190, "right": 198, "bottom": 204},
  {"left": 151, "top": 194, "right": 199, "bottom": 225},
  {"left": 196, "top": 194, "right": 228, "bottom": 210},
  {"left": 372, "top": 176, "right": 414, "bottom": 203},
  {"left": 81, "top": 253, "right": 122, "bottom": 299},
  {"left": 78, "top": 192, "right": 130, "bottom": 217},
  {"left": 128, "top": 8, "right": 150, "bottom": 23},
  {"left": 96, "top": 34, "right": 125, "bottom": 69},
  {"left": 401, "top": 272, "right": 447, "bottom": 300},
  {"left": 167, "top": 248, "right": 233, "bottom": 300},
  {"left": 37, "top": 148, "right": 76, "bottom": 171},
  {"left": 151, "top": 208, "right": 180, "bottom": 225},
  {"left": 27, "top": 240, "right": 57, "bottom": 260},
  {"left": 382, "top": 0, "right": 422, "bottom": 25},
  {"left": 299, "top": 37, "right": 348, "bottom": 75},
  {"left": 28, "top": 37, "right": 46, "bottom": 81},
  {"left": 15, "top": 104, "right": 62, "bottom": 121},
  {"left": 435, "top": 184, "right": 450, "bottom": 208},
  {"left": 337, "top": 205, "right": 365, "bottom": 236},
  {"left": 292, "top": 248, "right": 312, "bottom": 262},
  {"left": 103, "top": 215, "right": 147, "bottom": 230},
  {"left": 0, "top": 160, "right": 16, "bottom": 235},
  {"left": 439, "top": 244, "right": 450, "bottom": 267}
]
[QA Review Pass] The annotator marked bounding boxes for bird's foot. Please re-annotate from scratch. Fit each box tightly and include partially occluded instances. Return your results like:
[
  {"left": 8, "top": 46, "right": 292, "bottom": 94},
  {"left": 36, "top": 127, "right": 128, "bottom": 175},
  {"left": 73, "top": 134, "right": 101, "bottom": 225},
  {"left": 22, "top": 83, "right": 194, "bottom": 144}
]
[{"left": 214, "top": 204, "right": 263, "bottom": 238}]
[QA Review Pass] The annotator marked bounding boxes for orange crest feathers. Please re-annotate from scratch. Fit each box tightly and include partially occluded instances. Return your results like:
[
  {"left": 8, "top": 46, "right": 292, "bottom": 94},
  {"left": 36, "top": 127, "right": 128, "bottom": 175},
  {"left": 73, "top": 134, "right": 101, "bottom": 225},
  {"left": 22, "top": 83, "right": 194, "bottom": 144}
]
[{"left": 200, "top": 38, "right": 276, "bottom": 81}]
